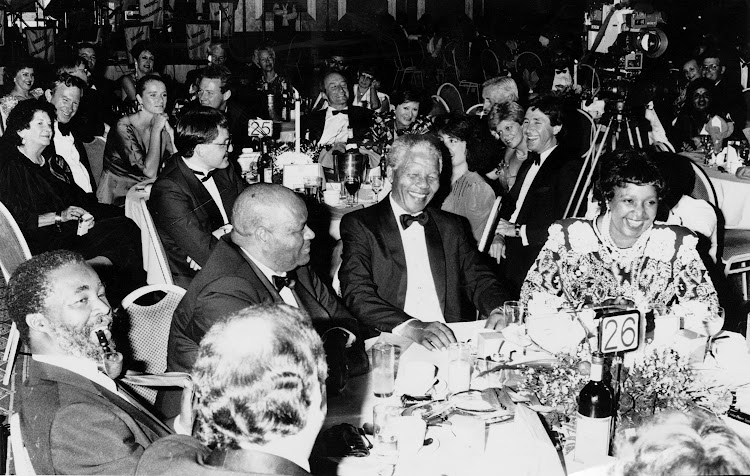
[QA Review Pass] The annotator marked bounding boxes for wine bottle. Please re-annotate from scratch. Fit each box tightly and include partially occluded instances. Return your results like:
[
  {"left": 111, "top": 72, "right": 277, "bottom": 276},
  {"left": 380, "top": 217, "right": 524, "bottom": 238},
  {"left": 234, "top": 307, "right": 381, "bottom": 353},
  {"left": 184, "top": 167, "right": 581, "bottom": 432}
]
[
  {"left": 259, "top": 140, "right": 274, "bottom": 183},
  {"left": 574, "top": 351, "right": 613, "bottom": 463},
  {"left": 379, "top": 156, "right": 387, "bottom": 179},
  {"left": 345, "top": 128, "right": 358, "bottom": 152}
]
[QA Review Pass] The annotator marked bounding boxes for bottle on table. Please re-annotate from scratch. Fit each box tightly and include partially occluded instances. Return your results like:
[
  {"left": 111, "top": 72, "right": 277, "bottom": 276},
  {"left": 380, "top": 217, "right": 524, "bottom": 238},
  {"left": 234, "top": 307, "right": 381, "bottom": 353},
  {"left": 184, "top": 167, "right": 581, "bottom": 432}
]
[
  {"left": 259, "top": 139, "right": 274, "bottom": 183},
  {"left": 574, "top": 351, "right": 613, "bottom": 463},
  {"left": 345, "top": 128, "right": 358, "bottom": 152}
]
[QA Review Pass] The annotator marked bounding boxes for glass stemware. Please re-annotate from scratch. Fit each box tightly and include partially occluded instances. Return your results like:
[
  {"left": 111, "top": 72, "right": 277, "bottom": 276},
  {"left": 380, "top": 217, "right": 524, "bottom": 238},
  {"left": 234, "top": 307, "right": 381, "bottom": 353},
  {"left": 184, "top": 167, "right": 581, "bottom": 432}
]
[
  {"left": 344, "top": 176, "right": 361, "bottom": 207},
  {"left": 699, "top": 134, "right": 713, "bottom": 165},
  {"left": 371, "top": 176, "right": 384, "bottom": 203}
]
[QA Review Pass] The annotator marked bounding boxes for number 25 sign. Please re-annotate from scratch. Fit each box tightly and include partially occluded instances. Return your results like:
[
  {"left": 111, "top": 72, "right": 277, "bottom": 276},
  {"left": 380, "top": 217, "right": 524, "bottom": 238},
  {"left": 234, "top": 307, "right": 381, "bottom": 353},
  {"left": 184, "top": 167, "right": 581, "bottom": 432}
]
[{"left": 598, "top": 310, "right": 641, "bottom": 353}]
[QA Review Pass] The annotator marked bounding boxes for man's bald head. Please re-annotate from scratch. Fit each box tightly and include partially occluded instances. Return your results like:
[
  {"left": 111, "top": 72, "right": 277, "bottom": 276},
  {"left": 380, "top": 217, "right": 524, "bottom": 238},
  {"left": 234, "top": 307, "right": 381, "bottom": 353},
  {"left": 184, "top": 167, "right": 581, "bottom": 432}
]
[{"left": 232, "top": 183, "right": 303, "bottom": 237}]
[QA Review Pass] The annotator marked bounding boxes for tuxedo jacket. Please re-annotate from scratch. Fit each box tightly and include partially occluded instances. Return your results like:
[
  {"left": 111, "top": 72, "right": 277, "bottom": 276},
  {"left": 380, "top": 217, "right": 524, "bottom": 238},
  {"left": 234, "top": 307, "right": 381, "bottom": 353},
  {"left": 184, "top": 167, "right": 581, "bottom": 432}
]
[
  {"left": 19, "top": 359, "right": 172, "bottom": 475},
  {"left": 713, "top": 78, "right": 746, "bottom": 134},
  {"left": 301, "top": 105, "right": 372, "bottom": 144},
  {"left": 149, "top": 155, "right": 245, "bottom": 288},
  {"left": 136, "top": 435, "right": 311, "bottom": 475},
  {"left": 499, "top": 145, "right": 582, "bottom": 292},
  {"left": 339, "top": 199, "right": 510, "bottom": 337},
  {"left": 44, "top": 132, "right": 99, "bottom": 195}
]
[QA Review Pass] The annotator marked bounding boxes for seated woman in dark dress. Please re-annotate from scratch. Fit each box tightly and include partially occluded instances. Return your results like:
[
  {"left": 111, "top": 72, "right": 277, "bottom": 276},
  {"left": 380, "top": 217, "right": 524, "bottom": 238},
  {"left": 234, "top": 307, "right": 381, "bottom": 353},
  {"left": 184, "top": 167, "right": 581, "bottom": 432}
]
[{"left": 0, "top": 99, "right": 145, "bottom": 303}]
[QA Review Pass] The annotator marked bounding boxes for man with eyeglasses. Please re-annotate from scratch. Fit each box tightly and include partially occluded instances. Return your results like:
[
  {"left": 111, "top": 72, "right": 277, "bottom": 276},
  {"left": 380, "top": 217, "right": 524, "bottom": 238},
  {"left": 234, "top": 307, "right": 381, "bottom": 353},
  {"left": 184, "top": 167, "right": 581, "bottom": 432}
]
[
  {"left": 149, "top": 106, "right": 246, "bottom": 287},
  {"left": 701, "top": 49, "right": 745, "bottom": 132}
]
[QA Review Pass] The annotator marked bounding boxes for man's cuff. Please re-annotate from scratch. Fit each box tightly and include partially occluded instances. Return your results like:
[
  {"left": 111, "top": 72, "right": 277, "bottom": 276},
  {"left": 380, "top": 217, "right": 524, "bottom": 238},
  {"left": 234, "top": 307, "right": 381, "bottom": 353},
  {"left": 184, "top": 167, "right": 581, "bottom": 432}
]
[
  {"left": 172, "top": 416, "right": 191, "bottom": 435},
  {"left": 520, "top": 225, "right": 529, "bottom": 246},
  {"left": 392, "top": 318, "right": 417, "bottom": 335}
]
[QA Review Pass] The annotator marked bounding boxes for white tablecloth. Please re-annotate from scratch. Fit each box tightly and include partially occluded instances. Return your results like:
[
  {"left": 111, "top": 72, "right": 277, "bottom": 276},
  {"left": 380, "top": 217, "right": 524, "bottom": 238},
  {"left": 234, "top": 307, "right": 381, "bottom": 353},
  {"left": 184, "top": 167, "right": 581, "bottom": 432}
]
[{"left": 698, "top": 162, "right": 750, "bottom": 229}]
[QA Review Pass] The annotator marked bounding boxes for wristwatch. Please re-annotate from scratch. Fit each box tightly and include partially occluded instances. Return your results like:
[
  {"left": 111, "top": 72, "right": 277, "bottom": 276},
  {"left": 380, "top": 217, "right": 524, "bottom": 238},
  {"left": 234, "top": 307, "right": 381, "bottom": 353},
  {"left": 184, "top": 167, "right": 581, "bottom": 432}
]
[{"left": 55, "top": 212, "right": 62, "bottom": 231}]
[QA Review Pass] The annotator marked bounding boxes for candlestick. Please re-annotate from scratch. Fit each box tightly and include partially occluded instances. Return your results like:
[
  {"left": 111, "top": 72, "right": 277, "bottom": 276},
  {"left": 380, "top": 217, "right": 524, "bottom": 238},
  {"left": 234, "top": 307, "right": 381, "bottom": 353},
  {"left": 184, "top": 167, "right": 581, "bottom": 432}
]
[
  {"left": 295, "top": 92, "right": 301, "bottom": 153},
  {"left": 574, "top": 59, "right": 578, "bottom": 87}
]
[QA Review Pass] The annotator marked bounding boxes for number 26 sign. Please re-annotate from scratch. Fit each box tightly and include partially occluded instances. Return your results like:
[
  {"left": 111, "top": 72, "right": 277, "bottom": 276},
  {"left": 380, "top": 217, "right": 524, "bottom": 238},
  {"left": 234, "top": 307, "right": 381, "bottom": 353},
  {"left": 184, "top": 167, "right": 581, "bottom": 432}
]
[{"left": 598, "top": 310, "right": 641, "bottom": 353}]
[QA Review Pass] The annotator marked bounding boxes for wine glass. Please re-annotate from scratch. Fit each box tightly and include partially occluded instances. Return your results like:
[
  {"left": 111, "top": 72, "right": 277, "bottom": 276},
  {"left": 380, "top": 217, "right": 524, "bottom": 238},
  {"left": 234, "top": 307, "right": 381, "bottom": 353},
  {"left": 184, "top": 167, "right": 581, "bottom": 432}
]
[
  {"left": 704, "top": 306, "right": 725, "bottom": 360},
  {"left": 504, "top": 301, "right": 531, "bottom": 352},
  {"left": 699, "top": 134, "right": 713, "bottom": 165},
  {"left": 344, "top": 176, "right": 360, "bottom": 207},
  {"left": 371, "top": 176, "right": 384, "bottom": 203}
]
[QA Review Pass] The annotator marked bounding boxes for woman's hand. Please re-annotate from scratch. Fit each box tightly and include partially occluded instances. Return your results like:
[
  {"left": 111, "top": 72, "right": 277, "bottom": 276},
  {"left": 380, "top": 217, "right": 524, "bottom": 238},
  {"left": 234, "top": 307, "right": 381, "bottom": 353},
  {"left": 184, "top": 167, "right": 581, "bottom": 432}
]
[
  {"left": 61, "top": 206, "right": 89, "bottom": 222},
  {"left": 152, "top": 112, "right": 169, "bottom": 131}
]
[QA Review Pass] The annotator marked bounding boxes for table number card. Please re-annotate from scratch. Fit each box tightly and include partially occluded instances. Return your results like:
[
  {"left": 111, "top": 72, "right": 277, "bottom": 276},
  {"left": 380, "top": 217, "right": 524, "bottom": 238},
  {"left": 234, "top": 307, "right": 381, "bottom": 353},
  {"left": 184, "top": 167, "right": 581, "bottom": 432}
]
[
  {"left": 597, "top": 310, "right": 641, "bottom": 354},
  {"left": 247, "top": 119, "right": 274, "bottom": 139}
]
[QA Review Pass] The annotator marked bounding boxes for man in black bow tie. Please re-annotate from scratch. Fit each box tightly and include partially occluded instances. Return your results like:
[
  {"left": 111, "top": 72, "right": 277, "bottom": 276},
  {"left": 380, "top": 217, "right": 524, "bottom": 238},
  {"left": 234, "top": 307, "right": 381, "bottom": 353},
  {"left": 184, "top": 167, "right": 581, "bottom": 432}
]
[
  {"left": 301, "top": 71, "right": 372, "bottom": 148},
  {"left": 44, "top": 73, "right": 99, "bottom": 196},
  {"left": 491, "top": 95, "right": 582, "bottom": 298},
  {"left": 162, "top": 183, "right": 364, "bottom": 417},
  {"left": 339, "top": 134, "right": 511, "bottom": 349},
  {"left": 149, "top": 106, "right": 246, "bottom": 288}
]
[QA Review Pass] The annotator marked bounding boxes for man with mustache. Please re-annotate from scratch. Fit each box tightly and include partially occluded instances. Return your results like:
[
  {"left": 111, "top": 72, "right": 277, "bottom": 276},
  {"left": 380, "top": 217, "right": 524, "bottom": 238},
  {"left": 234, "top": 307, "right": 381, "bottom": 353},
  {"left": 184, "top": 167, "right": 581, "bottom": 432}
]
[{"left": 7, "top": 250, "right": 192, "bottom": 474}]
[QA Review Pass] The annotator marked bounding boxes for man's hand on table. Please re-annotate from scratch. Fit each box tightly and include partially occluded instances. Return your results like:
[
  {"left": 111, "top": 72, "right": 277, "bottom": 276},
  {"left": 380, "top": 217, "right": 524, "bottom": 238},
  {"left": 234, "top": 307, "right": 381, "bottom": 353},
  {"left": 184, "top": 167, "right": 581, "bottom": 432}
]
[
  {"left": 485, "top": 307, "right": 509, "bottom": 331},
  {"left": 401, "top": 320, "right": 457, "bottom": 351}
]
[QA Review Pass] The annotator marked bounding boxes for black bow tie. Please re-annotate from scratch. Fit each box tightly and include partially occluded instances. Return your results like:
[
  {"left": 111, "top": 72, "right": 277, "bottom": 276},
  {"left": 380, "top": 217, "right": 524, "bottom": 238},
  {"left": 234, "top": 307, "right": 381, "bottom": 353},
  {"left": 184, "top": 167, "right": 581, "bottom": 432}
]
[
  {"left": 529, "top": 152, "right": 541, "bottom": 165},
  {"left": 400, "top": 212, "right": 428, "bottom": 229},
  {"left": 192, "top": 169, "right": 216, "bottom": 182},
  {"left": 57, "top": 122, "right": 73, "bottom": 136},
  {"left": 272, "top": 272, "right": 297, "bottom": 292},
  {"left": 332, "top": 109, "right": 349, "bottom": 115}
]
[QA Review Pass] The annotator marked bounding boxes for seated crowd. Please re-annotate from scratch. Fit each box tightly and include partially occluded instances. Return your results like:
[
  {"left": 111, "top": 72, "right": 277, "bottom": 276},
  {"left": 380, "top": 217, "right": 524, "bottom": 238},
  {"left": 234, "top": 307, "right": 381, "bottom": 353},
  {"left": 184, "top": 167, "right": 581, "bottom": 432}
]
[{"left": 3, "top": 32, "right": 750, "bottom": 476}]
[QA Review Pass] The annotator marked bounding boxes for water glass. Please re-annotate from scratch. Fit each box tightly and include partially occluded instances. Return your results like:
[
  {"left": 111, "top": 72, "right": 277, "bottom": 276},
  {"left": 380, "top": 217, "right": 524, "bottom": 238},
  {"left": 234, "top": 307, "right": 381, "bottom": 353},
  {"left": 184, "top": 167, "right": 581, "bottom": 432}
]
[
  {"left": 303, "top": 176, "right": 321, "bottom": 201},
  {"left": 504, "top": 301, "right": 525, "bottom": 329},
  {"left": 447, "top": 342, "right": 473, "bottom": 394},
  {"left": 373, "top": 404, "right": 401, "bottom": 454},
  {"left": 372, "top": 342, "right": 396, "bottom": 398}
]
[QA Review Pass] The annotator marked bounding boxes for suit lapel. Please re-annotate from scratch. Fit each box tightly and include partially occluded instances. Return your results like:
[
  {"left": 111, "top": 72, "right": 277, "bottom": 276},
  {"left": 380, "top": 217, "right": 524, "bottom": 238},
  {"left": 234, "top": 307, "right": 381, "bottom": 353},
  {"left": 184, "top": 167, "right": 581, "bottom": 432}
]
[
  {"left": 501, "top": 159, "right": 532, "bottom": 219},
  {"left": 176, "top": 157, "right": 226, "bottom": 228},
  {"left": 96, "top": 382, "right": 173, "bottom": 438},
  {"left": 379, "top": 200, "right": 408, "bottom": 308},
  {"left": 423, "top": 209, "right": 446, "bottom": 314},
  {"left": 236, "top": 244, "right": 284, "bottom": 303},
  {"left": 290, "top": 276, "right": 331, "bottom": 320}
]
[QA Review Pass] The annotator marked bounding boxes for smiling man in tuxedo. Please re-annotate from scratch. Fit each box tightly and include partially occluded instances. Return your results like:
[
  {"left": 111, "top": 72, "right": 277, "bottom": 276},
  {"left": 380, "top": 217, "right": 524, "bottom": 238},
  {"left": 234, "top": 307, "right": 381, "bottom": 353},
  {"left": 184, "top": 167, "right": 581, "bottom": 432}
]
[
  {"left": 339, "top": 134, "right": 511, "bottom": 348},
  {"left": 149, "top": 106, "right": 245, "bottom": 288}
]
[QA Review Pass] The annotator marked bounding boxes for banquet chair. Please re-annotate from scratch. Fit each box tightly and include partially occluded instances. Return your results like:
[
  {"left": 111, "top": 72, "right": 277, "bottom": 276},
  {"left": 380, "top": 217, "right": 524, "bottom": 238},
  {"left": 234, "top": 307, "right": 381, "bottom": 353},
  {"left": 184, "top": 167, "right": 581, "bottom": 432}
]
[
  {"left": 478, "top": 196, "right": 503, "bottom": 253},
  {"left": 430, "top": 95, "right": 450, "bottom": 115},
  {"left": 576, "top": 109, "right": 596, "bottom": 159},
  {"left": 481, "top": 49, "right": 501, "bottom": 81},
  {"left": 451, "top": 45, "right": 480, "bottom": 103},
  {"left": 392, "top": 38, "right": 424, "bottom": 89},
  {"left": 437, "top": 83, "right": 464, "bottom": 116},
  {"left": 0, "top": 200, "right": 32, "bottom": 283},
  {"left": 83, "top": 136, "right": 106, "bottom": 188},
  {"left": 689, "top": 162, "right": 718, "bottom": 206},
  {"left": 120, "top": 284, "right": 186, "bottom": 405},
  {"left": 8, "top": 413, "right": 35, "bottom": 475},
  {"left": 466, "top": 104, "right": 484, "bottom": 116},
  {"left": 137, "top": 197, "right": 175, "bottom": 286}
]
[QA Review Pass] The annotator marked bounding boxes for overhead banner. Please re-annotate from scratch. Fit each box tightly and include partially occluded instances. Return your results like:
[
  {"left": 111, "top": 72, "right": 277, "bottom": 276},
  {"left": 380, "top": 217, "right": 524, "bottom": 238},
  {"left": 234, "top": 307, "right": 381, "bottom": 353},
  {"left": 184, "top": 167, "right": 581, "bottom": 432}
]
[
  {"left": 25, "top": 27, "right": 55, "bottom": 63},
  {"left": 124, "top": 23, "right": 152, "bottom": 63},
  {"left": 209, "top": 2, "right": 234, "bottom": 38},
  {"left": 139, "top": 0, "right": 164, "bottom": 29},
  {"left": 186, "top": 22, "right": 211, "bottom": 61}
]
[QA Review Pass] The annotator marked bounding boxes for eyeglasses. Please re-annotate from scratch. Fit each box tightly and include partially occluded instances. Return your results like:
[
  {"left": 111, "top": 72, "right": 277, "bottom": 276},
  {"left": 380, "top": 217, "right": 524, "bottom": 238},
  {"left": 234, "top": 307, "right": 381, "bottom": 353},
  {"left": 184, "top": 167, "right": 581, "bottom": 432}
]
[
  {"left": 206, "top": 140, "right": 231, "bottom": 148},
  {"left": 702, "top": 64, "right": 720, "bottom": 71}
]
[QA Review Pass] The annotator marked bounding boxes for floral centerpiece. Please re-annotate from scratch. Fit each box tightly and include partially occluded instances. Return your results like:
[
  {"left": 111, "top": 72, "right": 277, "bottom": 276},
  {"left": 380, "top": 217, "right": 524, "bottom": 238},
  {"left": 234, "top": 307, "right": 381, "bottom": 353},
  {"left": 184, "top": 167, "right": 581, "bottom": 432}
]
[{"left": 267, "top": 141, "right": 323, "bottom": 183}]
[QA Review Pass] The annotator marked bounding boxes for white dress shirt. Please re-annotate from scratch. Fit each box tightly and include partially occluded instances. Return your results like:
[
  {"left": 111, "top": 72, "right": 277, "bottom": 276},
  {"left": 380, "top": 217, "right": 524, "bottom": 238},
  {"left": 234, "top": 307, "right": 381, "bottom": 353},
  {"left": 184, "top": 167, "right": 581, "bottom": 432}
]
[
  {"left": 54, "top": 122, "right": 92, "bottom": 193},
  {"left": 182, "top": 158, "right": 229, "bottom": 225},
  {"left": 510, "top": 145, "right": 557, "bottom": 245},
  {"left": 389, "top": 197, "right": 444, "bottom": 332},
  {"left": 318, "top": 107, "right": 350, "bottom": 145},
  {"left": 240, "top": 247, "right": 299, "bottom": 308}
]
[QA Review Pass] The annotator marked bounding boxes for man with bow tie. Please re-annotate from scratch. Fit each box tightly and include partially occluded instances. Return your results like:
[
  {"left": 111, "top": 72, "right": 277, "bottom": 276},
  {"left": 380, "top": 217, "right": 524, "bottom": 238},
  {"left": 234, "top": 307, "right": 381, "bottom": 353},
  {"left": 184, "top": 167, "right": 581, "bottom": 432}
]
[
  {"left": 44, "top": 73, "right": 99, "bottom": 196},
  {"left": 7, "top": 250, "right": 193, "bottom": 474},
  {"left": 491, "top": 96, "right": 583, "bottom": 296},
  {"left": 149, "top": 106, "right": 246, "bottom": 288},
  {"left": 161, "top": 184, "right": 364, "bottom": 417},
  {"left": 339, "top": 134, "right": 511, "bottom": 349},
  {"left": 302, "top": 71, "right": 372, "bottom": 148}
]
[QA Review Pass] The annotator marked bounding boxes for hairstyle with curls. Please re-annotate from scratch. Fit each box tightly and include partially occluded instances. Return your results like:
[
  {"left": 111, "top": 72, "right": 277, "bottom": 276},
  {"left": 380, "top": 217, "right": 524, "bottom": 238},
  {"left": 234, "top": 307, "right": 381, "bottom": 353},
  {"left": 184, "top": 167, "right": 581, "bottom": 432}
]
[
  {"left": 527, "top": 94, "right": 565, "bottom": 127},
  {"left": 617, "top": 410, "right": 750, "bottom": 476},
  {"left": 390, "top": 90, "right": 422, "bottom": 108},
  {"left": 131, "top": 40, "right": 154, "bottom": 61},
  {"left": 192, "top": 303, "right": 327, "bottom": 450},
  {"left": 435, "top": 113, "right": 503, "bottom": 175},
  {"left": 593, "top": 149, "right": 665, "bottom": 210},
  {"left": 4, "top": 58, "right": 37, "bottom": 87},
  {"left": 488, "top": 101, "right": 525, "bottom": 131},
  {"left": 387, "top": 133, "right": 443, "bottom": 171},
  {"left": 175, "top": 105, "right": 229, "bottom": 158},
  {"left": 481, "top": 76, "right": 519, "bottom": 103},
  {"left": 257, "top": 46, "right": 276, "bottom": 61},
  {"left": 7, "top": 250, "right": 87, "bottom": 346},
  {"left": 48, "top": 72, "right": 87, "bottom": 96},
  {"left": 4, "top": 98, "right": 56, "bottom": 148},
  {"left": 199, "top": 65, "right": 232, "bottom": 93}
]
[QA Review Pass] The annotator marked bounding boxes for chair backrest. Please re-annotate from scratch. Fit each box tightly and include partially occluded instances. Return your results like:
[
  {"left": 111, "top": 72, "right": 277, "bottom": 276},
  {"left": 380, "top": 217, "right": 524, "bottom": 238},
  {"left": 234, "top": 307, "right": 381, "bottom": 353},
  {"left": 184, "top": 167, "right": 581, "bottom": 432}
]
[
  {"left": 576, "top": 109, "right": 596, "bottom": 159},
  {"left": 0, "top": 200, "right": 32, "bottom": 283},
  {"left": 438, "top": 83, "right": 464, "bottom": 116},
  {"left": 478, "top": 196, "right": 503, "bottom": 252},
  {"left": 9, "top": 413, "right": 36, "bottom": 475},
  {"left": 139, "top": 198, "right": 175, "bottom": 286},
  {"left": 689, "top": 161, "right": 719, "bottom": 207},
  {"left": 122, "top": 284, "right": 186, "bottom": 404},
  {"left": 466, "top": 104, "right": 484, "bottom": 116},
  {"left": 481, "top": 49, "right": 500, "bottom": 81},
  {"left": 82, "top": 136, "right": 106, "bottom": 188},
  {"left": 430, "top": 95, "right": 450, "bottom": 116}
]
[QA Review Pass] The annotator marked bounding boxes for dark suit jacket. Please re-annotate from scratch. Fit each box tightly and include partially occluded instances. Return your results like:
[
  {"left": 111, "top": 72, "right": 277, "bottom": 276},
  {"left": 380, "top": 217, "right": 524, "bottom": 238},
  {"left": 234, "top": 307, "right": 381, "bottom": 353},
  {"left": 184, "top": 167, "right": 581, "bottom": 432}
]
[
  {"left": 713, "top": 78, "right": 746, "bottom": 134},
  {"left": 224, "top": 98, "right": 266, "bottom": 165},
  {"left": 339, "top": 199, "right": 510, "bottom": 337},
  {"left": 499, "top": 145, "right": 583, "bottom": 292},
  {"left": 19, "top": 359, "right": 172, "bottom": 475},
  {"left": 45, "top": 132, "right": 99, "bottom": 195},
  {"left": 301, "top": 105, "right": 372, "bottom": 144},
  {"left": 149, "top": 156, "right": 245, "bottom": 288},
  {"left": 136, "top": 435, "right": 311, "bottom": 475}
]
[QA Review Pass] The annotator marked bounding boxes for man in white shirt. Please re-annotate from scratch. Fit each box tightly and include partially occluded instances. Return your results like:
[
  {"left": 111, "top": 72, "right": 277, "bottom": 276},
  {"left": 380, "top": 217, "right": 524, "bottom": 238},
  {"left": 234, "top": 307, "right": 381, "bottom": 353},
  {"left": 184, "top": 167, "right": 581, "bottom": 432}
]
[
  {"left": 44, "top": 73, "right": 98, "bottom": 195},
  {"left": 492, "top": 96, "right": 583, "bottom": 295},
  {"left": 339, "top": 134, "right": 511, "bottom": 349},
  {"left": 6, "top": 250, "right": 193, "bottom": 475},
  {"left": 138, "top": 303, "right": 325, "bottom": 476},
  {"left": 149, "top": 106, "right": 246, "bottom": 288}
]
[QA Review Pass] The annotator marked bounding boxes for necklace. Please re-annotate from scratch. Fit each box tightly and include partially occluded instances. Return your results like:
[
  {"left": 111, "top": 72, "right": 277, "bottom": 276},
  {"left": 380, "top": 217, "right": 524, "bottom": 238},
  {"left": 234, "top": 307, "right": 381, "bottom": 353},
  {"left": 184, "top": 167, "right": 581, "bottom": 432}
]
[{"left": 596, "top": 211, "right": 652, "bottom": 277}]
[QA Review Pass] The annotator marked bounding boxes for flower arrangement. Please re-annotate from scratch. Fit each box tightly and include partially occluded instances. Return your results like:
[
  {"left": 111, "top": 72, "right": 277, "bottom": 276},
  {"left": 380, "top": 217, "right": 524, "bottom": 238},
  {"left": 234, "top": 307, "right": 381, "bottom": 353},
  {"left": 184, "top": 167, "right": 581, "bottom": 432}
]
[{"left": 267, "top": 141, "right": 323, "bottom": 179}]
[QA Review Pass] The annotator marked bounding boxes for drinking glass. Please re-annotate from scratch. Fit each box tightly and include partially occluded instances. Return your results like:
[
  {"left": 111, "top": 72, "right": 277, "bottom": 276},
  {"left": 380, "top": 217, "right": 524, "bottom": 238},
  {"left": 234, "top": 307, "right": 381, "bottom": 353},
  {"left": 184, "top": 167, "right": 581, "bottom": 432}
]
[
  {"left": 704, "top": 306, "right": 725, "bottom": 360},
  {"left": 372, "top": 342, "right": 396, "bottom": 398},
  {"left": 371, "top": 176, "right": 384, "bottom": 203},
  {"left": 373, "top": 404, "right": 401, "bottom": 454},
  {"left": 447, "top": 342, "right": 473, "bottom": 394},
  {"left": 344, "top": 176, "right": 361, "bottom": 206},
  {"left": 303, "top": 176, "right": 321, "bottom": 201},
  {"left": 699, "top": 134, "right": 713, "bottom": 164},
  {"left": 504, "top": 301, "right": 525, "bottom": 330}
]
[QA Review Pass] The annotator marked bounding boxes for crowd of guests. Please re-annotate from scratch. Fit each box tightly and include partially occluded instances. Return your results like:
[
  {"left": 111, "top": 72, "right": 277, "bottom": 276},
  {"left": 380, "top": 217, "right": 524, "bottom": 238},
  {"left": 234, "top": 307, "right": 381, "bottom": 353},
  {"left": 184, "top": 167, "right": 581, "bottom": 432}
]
[{"left": 3, "top": 31, "right": 750, "bottom": 475}]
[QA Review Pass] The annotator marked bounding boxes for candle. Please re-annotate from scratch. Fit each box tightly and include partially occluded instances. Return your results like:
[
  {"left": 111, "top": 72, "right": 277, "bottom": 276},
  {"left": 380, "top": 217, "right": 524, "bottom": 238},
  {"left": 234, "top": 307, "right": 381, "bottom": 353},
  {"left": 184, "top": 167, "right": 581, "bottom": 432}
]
[
  {"left": 294, "top": 92, "right": 301, "bottom": 153},
  {"left": 573, "top": 59, "right": 578, "bottom": 87}
]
